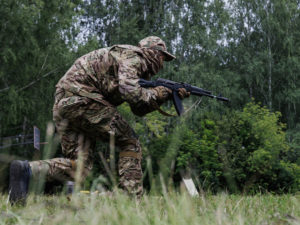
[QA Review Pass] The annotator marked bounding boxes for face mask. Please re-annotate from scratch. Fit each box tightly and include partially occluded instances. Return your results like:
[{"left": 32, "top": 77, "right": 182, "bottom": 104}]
[{"left": 140, "top": 48, "right": 164, "bottom": 76}]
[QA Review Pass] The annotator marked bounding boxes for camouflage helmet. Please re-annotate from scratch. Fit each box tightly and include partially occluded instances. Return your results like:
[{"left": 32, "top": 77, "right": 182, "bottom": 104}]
[{"left": 138, "top": 36, "right": 176, "bottom": 61}]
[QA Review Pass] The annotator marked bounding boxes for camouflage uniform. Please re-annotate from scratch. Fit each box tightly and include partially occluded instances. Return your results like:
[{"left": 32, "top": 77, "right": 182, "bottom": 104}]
[{"left": 29, "top": 37, "right": 175, "bottom": 197}]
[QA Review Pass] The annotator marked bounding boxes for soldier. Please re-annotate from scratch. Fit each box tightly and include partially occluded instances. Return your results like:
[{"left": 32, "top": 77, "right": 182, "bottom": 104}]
[{"left": 9, "top": 36, "right": 190, "bottom": 204}]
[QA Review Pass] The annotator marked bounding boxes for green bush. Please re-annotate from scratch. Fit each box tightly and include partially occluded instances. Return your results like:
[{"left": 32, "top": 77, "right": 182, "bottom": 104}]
[
  {"left": 217, "top": 101, "right": 298, "bottom": 193},
  {"left": 143, "top": 101, "right": 299, "bottom": 193}
]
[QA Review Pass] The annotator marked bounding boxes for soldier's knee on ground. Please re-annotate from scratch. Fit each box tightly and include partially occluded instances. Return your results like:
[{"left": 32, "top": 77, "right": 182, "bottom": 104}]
[{"left": 29, "top": 161, "right": 50, "bottom": 180}]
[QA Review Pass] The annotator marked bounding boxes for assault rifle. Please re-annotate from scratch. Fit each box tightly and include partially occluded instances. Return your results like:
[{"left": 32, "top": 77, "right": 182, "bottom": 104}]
[{"left": 139, "top": 78, "right": 229, "bottom": 116}]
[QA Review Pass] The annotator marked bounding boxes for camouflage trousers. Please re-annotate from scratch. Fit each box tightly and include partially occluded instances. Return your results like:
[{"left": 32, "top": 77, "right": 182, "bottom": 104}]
[{"left": 29, "top": 90, "right": 143, "bottom": 197}]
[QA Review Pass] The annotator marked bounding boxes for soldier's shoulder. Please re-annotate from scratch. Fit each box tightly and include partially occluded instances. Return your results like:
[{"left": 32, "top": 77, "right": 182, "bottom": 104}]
[
  {"left": 75, "top": 47, "right": 110, "bottom": 62},
  {"left": 110, "top": 44, "right": 142, "bottom": 52},
  {"left": 109, "top": 45, "right": 143, "bottom": 60}
]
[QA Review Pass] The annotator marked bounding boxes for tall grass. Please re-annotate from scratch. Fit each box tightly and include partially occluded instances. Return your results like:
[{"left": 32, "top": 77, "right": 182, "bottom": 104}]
[{"left": 0, "top": 192, "right": 299, "bottom": 225}]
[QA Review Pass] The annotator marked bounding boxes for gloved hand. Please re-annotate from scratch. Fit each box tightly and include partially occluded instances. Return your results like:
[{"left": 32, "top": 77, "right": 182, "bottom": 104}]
[
  {"left": 178, "top": 88, "right": 190, "bottom": 99},
  {"left": 154, "top": 86, "right": 172, "bottom": 102}
]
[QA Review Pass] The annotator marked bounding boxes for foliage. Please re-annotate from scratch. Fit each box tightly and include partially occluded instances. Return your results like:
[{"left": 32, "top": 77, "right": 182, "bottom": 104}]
[
  {"left": 218, "top": 101, "right": 298, "bottom": 193},
  {"left": 176, "top": 120, "right": 222, "bottom": 190},
  {"left": 139, "top": 102, "right": 298, "bottom": 193},
  {"left": 0, "top": 0, "right": 82, "bottom": 147}
]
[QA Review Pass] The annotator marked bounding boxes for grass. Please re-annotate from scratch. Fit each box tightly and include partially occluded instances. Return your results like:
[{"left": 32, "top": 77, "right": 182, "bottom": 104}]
[{"left": 0, "top": 191, "right": 299, "bottom": 225}]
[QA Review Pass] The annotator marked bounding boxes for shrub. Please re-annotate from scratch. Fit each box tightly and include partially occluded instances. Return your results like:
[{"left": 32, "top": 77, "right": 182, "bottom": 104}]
[{"left": 217, "top": 101, "right": 297, "bottom": 193}]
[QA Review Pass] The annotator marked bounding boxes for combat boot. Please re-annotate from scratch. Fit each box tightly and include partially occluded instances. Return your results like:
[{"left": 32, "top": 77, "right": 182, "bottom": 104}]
[{"left": 9, "top": 160, "right": 32, "bottom": 205}]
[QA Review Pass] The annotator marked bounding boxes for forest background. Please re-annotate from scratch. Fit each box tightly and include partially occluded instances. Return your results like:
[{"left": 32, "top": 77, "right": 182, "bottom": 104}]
[{"left": 0, "top": 0, "right": 299, "bottom": 194}]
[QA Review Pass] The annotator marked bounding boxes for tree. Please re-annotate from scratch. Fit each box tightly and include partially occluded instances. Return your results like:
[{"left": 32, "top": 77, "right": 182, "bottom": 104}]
[
  {"left": 225, "top": 0, "right": 300, "bottom": 128},
  {"left": 0, "top": 0, "right": 81, "bottom": 153}
]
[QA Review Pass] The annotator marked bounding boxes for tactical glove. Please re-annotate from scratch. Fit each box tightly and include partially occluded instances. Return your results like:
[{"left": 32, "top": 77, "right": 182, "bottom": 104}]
[
  {"left": 178, "top": 88, "right": 191, "bottom": 99},
  {"left": 154, "top": 86, "right": 172, "bottom": 103}
]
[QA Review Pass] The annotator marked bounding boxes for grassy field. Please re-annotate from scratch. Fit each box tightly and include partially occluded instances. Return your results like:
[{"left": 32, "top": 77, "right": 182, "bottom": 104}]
[{"left": 0, "top": 192, "right": 299, "bottom": 225}]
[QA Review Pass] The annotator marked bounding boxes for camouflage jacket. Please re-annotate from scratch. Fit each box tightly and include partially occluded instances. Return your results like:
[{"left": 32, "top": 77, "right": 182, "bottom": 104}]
[{"left": 55, "top": 45, "right": 170, "bottom": 116}]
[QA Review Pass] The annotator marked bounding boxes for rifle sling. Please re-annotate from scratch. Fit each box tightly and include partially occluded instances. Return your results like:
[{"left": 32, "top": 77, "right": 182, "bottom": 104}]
[{"left": 153, "top": 102, "right": 176, "bottom": 117}]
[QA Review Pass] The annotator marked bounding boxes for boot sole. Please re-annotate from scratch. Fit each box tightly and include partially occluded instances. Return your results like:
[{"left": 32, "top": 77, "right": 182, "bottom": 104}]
[{"left": 9, "top": 160, "right": 29, "bottom": 205}]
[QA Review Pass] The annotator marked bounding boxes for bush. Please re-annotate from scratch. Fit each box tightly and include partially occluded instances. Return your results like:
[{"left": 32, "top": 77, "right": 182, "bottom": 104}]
[
  {"left": 144, "top": 101, "right": 299, "bottom": 193},
  {"left": 217, "top": 101, "right": 298, "bottom": 193}
]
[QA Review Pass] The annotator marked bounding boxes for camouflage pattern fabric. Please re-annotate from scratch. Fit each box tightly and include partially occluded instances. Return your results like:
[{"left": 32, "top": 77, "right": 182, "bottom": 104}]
[
  {"left": 56, "top": 44, "right": 171, "bottom": 115},
  {"left": 31, "top": 93, "right": 144, "bottom": 196},
  {"left": 29, "top": 37, "right": 174, "bottom": 197}
]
